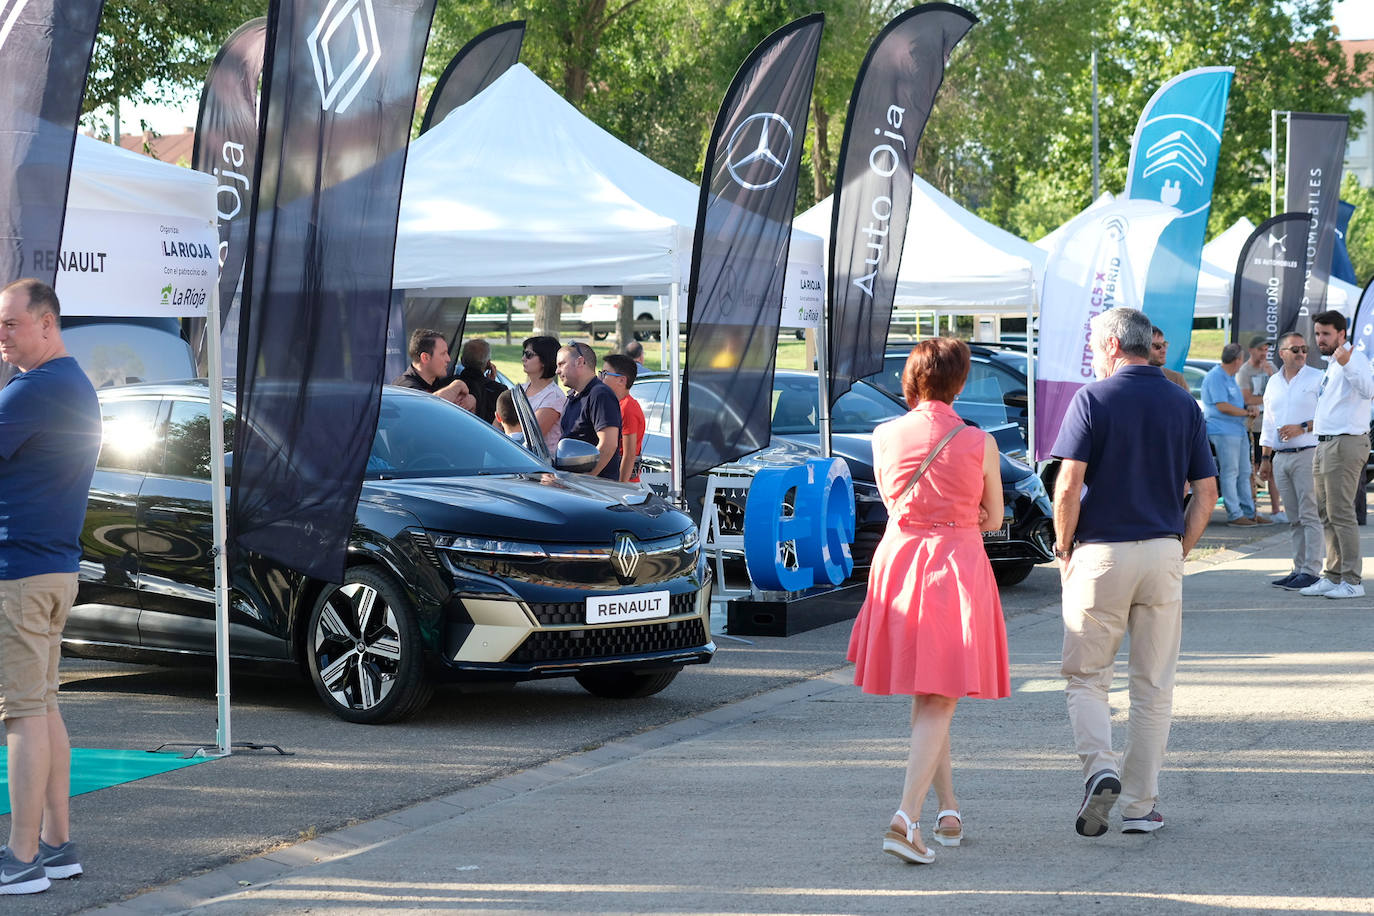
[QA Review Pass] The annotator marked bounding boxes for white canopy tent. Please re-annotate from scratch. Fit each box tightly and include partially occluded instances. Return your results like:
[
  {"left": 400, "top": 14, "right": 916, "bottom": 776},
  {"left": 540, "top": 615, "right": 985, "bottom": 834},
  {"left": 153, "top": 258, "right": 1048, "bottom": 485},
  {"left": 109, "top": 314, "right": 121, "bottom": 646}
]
[
  {"left": 393, "top": 63, "right": 823, "bottom": 308},
  {"left": 60, "top": 134, "right": 233, "bottom": 757},
  {"left": 793, "top": 175, "right": 1046, "bottom": 314}
]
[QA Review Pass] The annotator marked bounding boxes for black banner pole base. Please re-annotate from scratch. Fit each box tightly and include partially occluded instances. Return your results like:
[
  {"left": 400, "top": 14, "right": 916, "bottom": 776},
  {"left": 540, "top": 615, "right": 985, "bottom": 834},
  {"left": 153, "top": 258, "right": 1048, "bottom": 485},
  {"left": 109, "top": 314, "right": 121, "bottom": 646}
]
[
  {"left": 727, "top": 582, "right": 865, "bottom": 638},
  {"left": 150, "top": 741, "right": 294, "bottom": 760}
]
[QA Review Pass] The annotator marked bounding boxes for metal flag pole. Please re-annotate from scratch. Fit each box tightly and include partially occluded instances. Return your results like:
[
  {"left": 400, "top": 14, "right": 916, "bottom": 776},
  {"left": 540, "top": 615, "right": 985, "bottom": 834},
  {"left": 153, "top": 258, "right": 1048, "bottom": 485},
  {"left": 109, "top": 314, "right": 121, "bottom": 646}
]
[
  {"left": 205, "top": 282, "right": 232, "bottom": 757},
  {"left": 1271, "top": 109, "right": 1278, "bottom": 217},
  {"left": 816, "top": 306, "right": 832, "bottom": 459},
  {"left": 1091, "top": 48, "right": 1100, "bottom": 199},
  {"left": 668, "top": 280, "right": 683, "bottom": 506}
]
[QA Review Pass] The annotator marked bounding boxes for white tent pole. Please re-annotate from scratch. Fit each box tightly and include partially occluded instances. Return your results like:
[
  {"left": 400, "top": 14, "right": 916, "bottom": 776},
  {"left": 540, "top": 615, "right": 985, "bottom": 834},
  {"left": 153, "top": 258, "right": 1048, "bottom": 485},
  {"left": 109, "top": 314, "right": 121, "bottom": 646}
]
[
  {"left": 205, "top": 280, "right": 232, "bottom": 758},
  {"left": 1026, "top": 290, "right": 1037, "bottom": 465},
  {"left": 668, "top": 281, "right": 683, "bottom": 505},
  {"left": 817, "top": 301, "right": 832, "bottom": 459}
]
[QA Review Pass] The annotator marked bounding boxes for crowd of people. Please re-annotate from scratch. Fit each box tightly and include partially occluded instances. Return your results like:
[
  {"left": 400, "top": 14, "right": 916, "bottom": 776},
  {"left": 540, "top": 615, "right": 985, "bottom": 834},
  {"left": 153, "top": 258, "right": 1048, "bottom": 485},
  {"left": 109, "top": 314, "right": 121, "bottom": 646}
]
[
  {"left": 850, "top": 304, "right": 1373, "bottom": 866},
  {"left": 391, "top": 328, "right": 648, "bottom": 485}
]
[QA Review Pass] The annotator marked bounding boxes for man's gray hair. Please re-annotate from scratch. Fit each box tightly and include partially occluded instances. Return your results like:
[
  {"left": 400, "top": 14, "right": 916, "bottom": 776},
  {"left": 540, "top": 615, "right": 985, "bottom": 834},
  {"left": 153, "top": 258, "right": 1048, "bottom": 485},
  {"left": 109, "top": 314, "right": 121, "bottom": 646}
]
[
  {"left": 1220, "top": 342, "right": 1245, "bottom": 364},
  {"left": 1089, "top": 307, "right": 1152, "bottom": 359}
]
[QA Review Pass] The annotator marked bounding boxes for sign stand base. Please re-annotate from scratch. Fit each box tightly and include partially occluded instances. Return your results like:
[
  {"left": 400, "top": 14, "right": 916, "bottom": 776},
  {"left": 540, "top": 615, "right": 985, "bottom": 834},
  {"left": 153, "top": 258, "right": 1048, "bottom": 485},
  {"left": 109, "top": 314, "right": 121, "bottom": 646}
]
[{"left": 727, "top": 582, "right": 865, "bottom": 637}]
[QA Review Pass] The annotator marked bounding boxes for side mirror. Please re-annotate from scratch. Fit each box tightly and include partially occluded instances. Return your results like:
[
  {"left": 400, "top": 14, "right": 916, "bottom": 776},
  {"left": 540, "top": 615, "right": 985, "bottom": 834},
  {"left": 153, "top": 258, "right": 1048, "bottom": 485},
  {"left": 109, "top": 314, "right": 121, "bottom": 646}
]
[
  {"left": 553, "top": 438, "right": 601, "bottom": 474},
  {"left": 1003, "top": 390, "right": 1028, "bottom": 409}
]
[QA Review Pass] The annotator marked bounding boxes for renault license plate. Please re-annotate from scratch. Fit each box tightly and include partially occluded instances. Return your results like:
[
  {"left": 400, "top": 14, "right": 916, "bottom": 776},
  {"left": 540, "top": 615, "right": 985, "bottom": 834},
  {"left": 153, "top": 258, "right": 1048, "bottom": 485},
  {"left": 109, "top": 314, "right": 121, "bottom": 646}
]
[
  {"left": 983, "top": 523, "right": 1010, "bottom": 541},
  {"left": 586, "top": 590, "right": 671, "bottom": 624}
]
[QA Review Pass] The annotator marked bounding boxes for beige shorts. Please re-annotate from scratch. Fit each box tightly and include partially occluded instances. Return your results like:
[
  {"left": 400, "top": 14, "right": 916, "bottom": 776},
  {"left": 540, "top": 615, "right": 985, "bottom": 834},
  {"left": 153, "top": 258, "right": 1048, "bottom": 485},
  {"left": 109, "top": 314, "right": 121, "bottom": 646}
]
[{"left": 0, "top": 572, "right": 77, "bottom": 719}]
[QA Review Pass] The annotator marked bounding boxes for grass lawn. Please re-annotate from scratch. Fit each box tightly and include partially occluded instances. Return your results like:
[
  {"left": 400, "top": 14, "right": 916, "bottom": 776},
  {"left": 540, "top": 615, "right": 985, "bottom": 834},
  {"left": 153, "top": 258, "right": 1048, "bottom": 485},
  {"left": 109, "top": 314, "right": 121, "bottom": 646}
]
[{"left": 488, "top": 326, "right": 1229, "bottom": 383}]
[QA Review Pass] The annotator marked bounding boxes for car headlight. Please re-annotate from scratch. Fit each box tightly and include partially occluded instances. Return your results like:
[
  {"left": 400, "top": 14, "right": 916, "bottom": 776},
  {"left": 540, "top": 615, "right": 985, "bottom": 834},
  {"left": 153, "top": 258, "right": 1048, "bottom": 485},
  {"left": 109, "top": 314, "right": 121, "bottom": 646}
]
[
  {"left": 681, "top": 526, "right": 699, "bottom": 553},
  {"left": 432, "top": 535, "right": 548, "bottom": 559},
  {"left": 1011, "top": 471, "right": 1052, "bottom": 515}
]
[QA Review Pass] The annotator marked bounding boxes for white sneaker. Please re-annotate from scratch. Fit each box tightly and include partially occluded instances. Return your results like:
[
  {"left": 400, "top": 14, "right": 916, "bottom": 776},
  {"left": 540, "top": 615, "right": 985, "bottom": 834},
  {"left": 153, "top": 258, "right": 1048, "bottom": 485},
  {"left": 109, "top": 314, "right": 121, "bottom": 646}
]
[
  {"left": 1299, "top": 577, "right": 1338, "bottom": 596},
  {"left": 1270, "top": 512, "right": 1287, "bottom": 523},
  {"left": 1324, "top": 582, "right": 1365, "bottom": 599}
]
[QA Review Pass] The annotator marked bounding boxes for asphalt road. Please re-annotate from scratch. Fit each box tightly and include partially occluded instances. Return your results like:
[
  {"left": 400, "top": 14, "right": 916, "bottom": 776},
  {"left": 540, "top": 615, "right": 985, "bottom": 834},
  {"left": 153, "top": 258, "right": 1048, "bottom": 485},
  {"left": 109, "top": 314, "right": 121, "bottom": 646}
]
[{"left": 0, "top": 507, "right": 1280, "bottom": 914}]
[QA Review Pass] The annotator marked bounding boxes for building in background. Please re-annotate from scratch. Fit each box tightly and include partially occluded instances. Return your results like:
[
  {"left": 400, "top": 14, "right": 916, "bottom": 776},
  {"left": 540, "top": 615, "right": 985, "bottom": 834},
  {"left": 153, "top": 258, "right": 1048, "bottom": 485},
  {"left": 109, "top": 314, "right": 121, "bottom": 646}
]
[{"left": 1343, "top": 39, "right": 1374, "bottom": 187}]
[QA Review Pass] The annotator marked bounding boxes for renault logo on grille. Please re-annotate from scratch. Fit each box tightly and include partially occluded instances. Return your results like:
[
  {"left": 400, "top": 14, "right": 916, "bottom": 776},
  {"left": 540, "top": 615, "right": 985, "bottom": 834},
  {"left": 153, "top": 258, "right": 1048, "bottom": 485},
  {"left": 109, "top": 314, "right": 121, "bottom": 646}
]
[{"left": 612, "top": 534, "right": 642, "bottom": 581}]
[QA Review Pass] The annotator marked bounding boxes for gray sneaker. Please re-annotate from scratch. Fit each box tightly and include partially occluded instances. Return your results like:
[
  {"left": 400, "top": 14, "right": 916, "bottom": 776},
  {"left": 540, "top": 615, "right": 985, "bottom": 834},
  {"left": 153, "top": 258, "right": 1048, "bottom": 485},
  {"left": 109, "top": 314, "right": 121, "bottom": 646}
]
[
  {"left": 38, "top": 840, "right": 82, "bottom": 879},
  {"left": 0, "top": 845, "right": 50, "bottom": 895}
]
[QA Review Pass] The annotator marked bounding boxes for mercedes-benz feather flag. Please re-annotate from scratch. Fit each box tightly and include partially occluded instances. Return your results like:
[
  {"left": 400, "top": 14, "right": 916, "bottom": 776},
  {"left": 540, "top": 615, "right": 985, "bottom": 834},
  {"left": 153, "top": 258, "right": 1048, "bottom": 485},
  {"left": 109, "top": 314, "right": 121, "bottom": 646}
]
[
  {"left": 1332, "top": 200, "right": 1358, "bottom": 285},
  {"left": 1124, "top": 66, "right": 1233, "bottom": 370},
  {"left": 1286, "top": 113, "right": 1348, "bottom": 325},
  {"left": 1351, "top": 274, "right": 1374, "bottom": 358},
  {"left": 1229, "top": 212, "right": 1311, "bottom": 355},
  {"left": 420, "top": 20, "right": 524, "bottom": 133},
  {"left": 682, "top": 13, "right": 823, "bottom": 480},
  {"left": 826, "top": 3, "right": 975, "bottom": 405},
  {"left": 191, "top": 16, "right": 268, "bottom": 375},
  {"left": 0, "top": 0, "right": 105, "bottom": 386},
  {"left": 233, "top": 0, "right": 437, "bottom": 582}
]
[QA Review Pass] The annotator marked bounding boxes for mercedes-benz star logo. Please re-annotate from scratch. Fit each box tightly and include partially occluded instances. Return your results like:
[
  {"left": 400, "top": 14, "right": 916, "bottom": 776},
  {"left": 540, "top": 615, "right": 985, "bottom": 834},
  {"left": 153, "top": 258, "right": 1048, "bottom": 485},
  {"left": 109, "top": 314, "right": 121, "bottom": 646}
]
[
  {"left": 612, "top": 533, "right": 642, "bottom": 581},
  {"left": 0, "top": 0, "right": 32, "bottom": 54},
  {"left": 725, "top": 112, "right": 794, "bottom": 191},
  {"left": 306, "top": 0, "right": 383, "bottom": 115}
]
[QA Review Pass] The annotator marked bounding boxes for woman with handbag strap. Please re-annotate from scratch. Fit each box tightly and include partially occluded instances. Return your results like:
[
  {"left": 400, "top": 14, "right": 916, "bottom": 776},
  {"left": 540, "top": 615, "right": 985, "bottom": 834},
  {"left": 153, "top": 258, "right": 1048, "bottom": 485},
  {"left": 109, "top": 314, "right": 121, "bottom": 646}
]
[{"left": 846, "top": 337, "right": 1011, "bottom": 864}]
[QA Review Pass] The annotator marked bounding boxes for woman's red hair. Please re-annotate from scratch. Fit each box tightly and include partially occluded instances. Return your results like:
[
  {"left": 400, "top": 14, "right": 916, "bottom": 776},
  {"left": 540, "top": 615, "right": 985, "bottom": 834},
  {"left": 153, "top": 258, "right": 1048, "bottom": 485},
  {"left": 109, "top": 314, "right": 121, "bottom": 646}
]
[{"left": 901, "top": 337, "right": 971, "bottom": 407}]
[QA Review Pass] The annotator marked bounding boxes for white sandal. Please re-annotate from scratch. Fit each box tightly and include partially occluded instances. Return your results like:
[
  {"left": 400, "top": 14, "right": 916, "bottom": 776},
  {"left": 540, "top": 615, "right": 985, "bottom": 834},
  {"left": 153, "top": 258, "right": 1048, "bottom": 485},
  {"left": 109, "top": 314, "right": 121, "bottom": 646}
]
[
  {"left": 933, "top": 809, "right": 963, "bottom": 847},
  {"left": 882, "top": 809, "right": 935, "bottom": 864}
]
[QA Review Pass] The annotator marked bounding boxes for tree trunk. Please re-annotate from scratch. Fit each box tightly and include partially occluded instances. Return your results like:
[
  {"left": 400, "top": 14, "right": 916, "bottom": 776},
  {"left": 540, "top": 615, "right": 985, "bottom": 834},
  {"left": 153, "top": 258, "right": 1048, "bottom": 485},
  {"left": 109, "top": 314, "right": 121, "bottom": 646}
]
[
  {"left": 614, "top": 294, "right": 635, "bottom": 352},
  {"left": 534, "top": 295, "right": 563, "bottom": 339},
  {"left": 811, "top": 101, "right": 832, "bottom": 201}
]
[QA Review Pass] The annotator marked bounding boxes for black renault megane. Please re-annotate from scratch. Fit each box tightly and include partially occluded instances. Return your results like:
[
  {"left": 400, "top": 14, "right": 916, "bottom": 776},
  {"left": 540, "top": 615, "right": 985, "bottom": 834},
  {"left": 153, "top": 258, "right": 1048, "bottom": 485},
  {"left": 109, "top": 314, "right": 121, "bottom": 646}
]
[{"left": 68, "top": 381, "right": 713, "bottom": 723}]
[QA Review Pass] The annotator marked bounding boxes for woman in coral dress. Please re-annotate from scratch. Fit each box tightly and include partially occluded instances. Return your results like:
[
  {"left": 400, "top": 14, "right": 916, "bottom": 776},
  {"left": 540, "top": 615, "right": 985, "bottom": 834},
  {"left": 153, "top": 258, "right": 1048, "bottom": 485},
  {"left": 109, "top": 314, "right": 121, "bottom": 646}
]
[{"left": 847, "top": 337, "right": 1011, "bottom": 864}]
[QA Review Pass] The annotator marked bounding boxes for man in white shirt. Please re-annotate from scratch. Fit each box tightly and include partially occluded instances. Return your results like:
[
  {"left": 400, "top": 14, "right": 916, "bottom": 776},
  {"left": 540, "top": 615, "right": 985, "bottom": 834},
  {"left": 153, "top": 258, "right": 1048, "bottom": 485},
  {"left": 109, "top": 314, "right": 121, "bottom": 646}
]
[
  {"left": 1300, "top": 311, "right": 1374, "bottom": 599},
  {"left": 1259, "top": 332, "right": 1324, "bottom": 591}
]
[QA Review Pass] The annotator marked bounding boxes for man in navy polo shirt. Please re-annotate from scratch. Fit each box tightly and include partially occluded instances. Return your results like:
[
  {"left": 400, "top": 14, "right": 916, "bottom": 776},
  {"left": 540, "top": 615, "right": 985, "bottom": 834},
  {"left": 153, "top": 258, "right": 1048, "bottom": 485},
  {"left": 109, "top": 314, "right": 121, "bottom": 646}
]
[
  {"left": 1051, "top": 307, "right": 1217, "bottom": 840},
  {"left": 555, "top": 341, "right": 622, "bottom": 480},
  {"left": 0, "top": 279, "right": 102, "bottom": 893}
]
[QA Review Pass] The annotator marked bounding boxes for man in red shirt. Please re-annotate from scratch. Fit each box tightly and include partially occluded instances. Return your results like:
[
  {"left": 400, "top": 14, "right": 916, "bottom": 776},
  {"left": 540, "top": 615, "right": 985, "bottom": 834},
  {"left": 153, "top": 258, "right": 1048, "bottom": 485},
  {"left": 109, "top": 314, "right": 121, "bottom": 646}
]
[{"left": 601, "top": 353, "right": 645, "bottom": 483}]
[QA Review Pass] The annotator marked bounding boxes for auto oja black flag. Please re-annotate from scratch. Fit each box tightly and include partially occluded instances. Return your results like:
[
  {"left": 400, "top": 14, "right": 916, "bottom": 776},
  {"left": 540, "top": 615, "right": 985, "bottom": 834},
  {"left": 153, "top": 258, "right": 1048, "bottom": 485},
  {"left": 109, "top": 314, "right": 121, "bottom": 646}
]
[
  {"left": 682, "top": 14, "right": 823, "bottom": 480},
  {"left": 827, "top": 3, "right": 975, "bottom": 404},
  {"left": 0, "top": 0, "right": 105, "bottom": 386},
  {"left": 191, "top": 16, "right": 268, "bottom": 375},
  {"left": 420, "top": 20, "right": 523, "bottom": 133},
  {"left": 233, "top": 0, "right": 437, "bottom": 582},
  {"left": 1229, "top": 212, "right": 1311, "bottom": 356}
]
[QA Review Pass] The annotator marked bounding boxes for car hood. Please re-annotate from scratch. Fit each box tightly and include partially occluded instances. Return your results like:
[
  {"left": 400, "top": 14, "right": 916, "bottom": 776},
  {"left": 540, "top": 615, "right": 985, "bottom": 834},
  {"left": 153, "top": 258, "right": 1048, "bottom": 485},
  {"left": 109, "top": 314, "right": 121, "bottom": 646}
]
[{"left": 361, "top": 472, "right": 691, "bottom": 542}]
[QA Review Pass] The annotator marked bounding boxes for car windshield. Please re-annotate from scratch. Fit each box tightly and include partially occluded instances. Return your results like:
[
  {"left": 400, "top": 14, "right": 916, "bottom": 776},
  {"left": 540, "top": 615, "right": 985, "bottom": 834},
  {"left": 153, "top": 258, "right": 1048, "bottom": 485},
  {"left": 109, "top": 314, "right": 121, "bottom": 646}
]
[
  {"left": 367, "top": 389, "right": 548, "bottom": 479},
  {"left": 770, "top": 378, "right": 904, "bottom": 435}
]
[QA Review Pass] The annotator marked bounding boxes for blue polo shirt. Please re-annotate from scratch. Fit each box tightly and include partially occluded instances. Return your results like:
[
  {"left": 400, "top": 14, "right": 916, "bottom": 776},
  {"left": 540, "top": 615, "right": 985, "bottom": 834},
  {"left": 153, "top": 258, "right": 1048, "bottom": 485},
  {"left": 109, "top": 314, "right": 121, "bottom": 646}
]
[
  {"left": 0, "top": 357, "right": 102, "bottom": 578},
  {"left": 1051, "top": 364, "right": 1216, "bottom": 544},
  {"left": 558, "top": 376, "right": 622, "bottom": 480},
  {"left": 1201, "top": 364, "right": 1246, "bottom": 437}
]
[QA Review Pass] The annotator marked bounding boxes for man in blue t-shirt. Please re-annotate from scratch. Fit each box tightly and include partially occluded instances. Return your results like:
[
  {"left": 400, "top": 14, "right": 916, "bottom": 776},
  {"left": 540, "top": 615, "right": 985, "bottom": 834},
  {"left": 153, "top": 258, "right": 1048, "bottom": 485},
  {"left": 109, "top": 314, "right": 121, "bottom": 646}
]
[
  {"left": 1051, "top": 307, "right": 1217, "bottom": 841},
  {"left": 0, "top": 279, "right": 101, "bottom": 894},
  {"left": 554, "top": 341, "right": 622, "bottom": 480},
  {"left": 1202, "top": 342, "right": 1265, "bottom": 526}
]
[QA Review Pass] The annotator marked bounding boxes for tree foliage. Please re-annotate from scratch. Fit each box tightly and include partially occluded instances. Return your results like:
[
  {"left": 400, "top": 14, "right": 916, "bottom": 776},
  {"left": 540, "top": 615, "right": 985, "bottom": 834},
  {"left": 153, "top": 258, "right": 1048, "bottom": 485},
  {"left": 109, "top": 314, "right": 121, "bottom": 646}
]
[
  {"left": 85, "top": 0, "right": 265, "bottom": 115},
  {"left": 1345, "top": 173, "right": 1374, "bottom": 285}
]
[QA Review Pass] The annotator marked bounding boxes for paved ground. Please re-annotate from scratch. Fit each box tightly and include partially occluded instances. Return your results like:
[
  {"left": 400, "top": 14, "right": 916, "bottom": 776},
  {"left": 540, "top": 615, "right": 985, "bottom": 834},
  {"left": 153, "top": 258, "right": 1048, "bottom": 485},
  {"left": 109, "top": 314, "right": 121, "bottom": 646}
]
[{"left": 20, "top": 507, "right": 1361, "bottom": 914}]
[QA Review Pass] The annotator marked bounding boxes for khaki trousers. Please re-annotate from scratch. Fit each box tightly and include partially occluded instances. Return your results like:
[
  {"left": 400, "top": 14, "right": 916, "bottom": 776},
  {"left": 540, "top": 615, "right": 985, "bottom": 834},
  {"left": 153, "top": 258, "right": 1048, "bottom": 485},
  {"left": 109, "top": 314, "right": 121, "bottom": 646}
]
[
  {"left": 1313, "top": 433, "right": 1368, "bottom": 585},
  {"left": 1061, "top": 539, "right": 1183, "bottom": 819}
]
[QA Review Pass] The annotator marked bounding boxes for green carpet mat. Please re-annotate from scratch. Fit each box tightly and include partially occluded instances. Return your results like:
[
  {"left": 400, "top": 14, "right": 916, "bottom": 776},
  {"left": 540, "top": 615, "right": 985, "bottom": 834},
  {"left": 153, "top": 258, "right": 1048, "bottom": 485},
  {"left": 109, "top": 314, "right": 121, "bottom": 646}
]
[{"left": 0, "top": 747, "right": 211, "bottom": 815}]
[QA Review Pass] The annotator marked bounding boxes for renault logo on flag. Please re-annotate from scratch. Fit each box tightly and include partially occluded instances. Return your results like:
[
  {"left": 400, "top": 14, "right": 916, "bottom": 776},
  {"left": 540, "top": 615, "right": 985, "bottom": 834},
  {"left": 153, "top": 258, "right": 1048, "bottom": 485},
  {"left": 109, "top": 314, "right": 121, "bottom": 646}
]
[
  {"left": 725, "top": 112, "right": 794, "bottom": 191},
  {"left": 0, "top": 0, "right": 31, "bottom": 53},
  {"left": 612, "top": 533, "right": 642, "bottom": 581},
  {"left": 306, "top": 0, "right": 383, "bottom": 115}
]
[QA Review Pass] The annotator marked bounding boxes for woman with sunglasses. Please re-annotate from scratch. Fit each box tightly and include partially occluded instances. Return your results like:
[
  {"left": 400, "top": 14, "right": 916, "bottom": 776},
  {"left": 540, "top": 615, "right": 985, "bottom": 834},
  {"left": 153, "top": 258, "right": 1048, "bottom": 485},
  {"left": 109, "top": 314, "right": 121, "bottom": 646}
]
[{"left": 520, "top": 336, "right": 566, "bottom": 453}]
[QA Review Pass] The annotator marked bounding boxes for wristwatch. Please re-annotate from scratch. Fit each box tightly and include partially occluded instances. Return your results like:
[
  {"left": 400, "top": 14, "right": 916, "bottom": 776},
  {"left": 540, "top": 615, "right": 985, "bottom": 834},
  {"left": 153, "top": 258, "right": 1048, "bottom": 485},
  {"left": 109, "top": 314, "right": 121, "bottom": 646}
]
[{"left": 1054, "top": 547, "right": 1072, "bottom": 561}]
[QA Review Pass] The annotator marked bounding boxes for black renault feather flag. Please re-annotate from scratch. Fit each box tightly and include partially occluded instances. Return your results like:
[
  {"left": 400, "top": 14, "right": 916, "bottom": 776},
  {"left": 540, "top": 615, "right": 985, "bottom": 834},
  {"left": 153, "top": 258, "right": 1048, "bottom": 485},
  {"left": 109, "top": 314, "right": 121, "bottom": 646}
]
[
  {"left": 232, "top": 0, "right": 437, "bottom": 582},
  {"left": 1285, "top": 113, "right": 1348, "bottom": 321},
  {"left": 0, "top": 0, "right": 104, "bottom": 385},
  {"left": 682, "top": 14, "right": 823, "bottom": 480},
  {"left": 827, "top": 3, "right": 974, "bottom": 404},
  {"left": 1229, "top": 212, "right": 1311, "bottom": 354},
  {"left": 191, "top": 16, "right": 268, "bottom": 373},
  {"left": 419, "top": 20, "right": 523, "bottom": 133}
]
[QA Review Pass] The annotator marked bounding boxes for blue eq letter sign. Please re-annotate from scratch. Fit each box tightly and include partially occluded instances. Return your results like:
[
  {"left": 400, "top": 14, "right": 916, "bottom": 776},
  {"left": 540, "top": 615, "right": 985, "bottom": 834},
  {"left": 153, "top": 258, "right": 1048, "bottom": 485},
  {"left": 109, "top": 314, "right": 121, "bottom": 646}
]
[{"left": 743, "top": 458, "right": 855, "bottom": 591}]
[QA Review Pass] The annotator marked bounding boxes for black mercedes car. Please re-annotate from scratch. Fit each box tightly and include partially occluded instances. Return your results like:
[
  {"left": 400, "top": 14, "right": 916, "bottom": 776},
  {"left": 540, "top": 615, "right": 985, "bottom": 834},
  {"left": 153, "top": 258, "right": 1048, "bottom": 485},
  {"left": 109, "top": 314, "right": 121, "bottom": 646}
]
[
  {"left": 633, "top": 370, "right": 1055, "bottom": 586},
  {"left": 69, "top": 381, "right": 713, "bottom": 723}
]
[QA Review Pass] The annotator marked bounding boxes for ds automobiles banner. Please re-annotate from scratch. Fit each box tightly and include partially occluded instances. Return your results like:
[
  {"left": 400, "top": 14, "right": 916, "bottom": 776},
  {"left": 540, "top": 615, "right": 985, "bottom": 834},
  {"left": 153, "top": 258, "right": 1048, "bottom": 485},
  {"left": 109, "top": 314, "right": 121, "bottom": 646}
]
[
  {"left": 1285, "top": 113, "right": 1348, "bottom": 323},
  {"left": 233, "top": 0, "right": 437, "bottom": 583},
  {"left": 1035, "top": 199, "right": 1178, "bottom": 462},
  {"left": 826, "top": 2, "right": 975, "bottom": 404},
  {"left": 1124, "top": 66, "right": 1233, "bottom": 370},
  {"left": 1229, "top": 212, "right": 1311, "bottom": 353},
  {"left": 682, "top": 13, "right": 823, "bottom": 480}
]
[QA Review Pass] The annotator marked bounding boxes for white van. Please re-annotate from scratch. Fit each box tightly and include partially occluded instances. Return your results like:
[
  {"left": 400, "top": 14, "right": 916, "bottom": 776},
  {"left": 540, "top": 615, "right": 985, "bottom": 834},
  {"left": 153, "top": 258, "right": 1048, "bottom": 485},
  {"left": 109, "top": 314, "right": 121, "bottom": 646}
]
[{"left": 579, "top": 295, "right": 662, "bottom": 341}]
